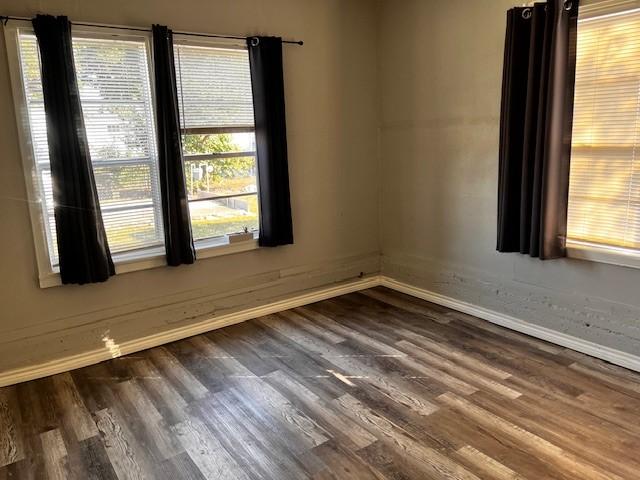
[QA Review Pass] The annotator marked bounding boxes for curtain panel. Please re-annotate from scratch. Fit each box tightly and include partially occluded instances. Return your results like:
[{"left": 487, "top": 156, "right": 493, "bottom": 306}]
[
  {"left": 247, "top": 36, "right": 294, "bottom": 247},
  {"left": 151, "top": 25, "right": 196, "bottom": 266},
  {"left": 32, "top": 15, "right": 115, "bottom": 284},
  {"left": 497, "top": 0, "right": 579, "bottom": 259}
]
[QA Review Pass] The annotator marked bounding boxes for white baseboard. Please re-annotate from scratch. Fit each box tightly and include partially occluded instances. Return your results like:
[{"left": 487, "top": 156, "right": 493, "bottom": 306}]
[
  {"left": 380, "top": 276, "right": 640, "bottom": 373},
  {"left": 3, "top": 273, "right": 639, "bottom": 387},
  {"left": 0, "top": 276, "right": 380, "bottom": 388}
]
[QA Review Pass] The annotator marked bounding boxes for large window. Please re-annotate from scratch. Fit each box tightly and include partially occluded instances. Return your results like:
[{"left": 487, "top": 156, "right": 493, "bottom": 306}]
[
  {"left": 567, "top": 4, "right": 640, "bottom": 259},
  {"left": 174, "top": 40, "right": 259, "bottom": 243},
  {"left": 8, "top": 25, "right": 260, "bottom": 283},
  {"left": 17, "top": 30, "right": 163, "bottom": 267}
]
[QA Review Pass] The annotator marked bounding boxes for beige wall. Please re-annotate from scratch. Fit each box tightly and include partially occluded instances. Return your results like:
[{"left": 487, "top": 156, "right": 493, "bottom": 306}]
[
  {"left": 378, "top": 0, "right": 640, "bottom": 356},
  {"left": 0, "top": 0, "right": 380, "bottom": 371}
]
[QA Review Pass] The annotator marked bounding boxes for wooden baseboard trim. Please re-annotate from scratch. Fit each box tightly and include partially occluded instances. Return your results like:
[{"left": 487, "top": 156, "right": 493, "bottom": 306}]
[
  {"left": 0, "top": 276, "right": 380, "bottom": 387},
  {"left": 380, "top": 276, "right": 640, "bottom": 373}
]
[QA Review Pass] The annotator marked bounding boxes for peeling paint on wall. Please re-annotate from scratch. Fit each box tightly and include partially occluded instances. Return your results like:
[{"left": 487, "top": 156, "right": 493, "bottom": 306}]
[{"left": 382, "top": 253, "right": 640, "bottom": 357}]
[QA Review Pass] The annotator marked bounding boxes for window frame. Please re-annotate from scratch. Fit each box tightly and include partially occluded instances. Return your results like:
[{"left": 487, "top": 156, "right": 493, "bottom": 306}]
[
  {"left": 5, "top": 22, "right": 258, "bottom": 288},
  {"left": 6, "top": 20, "right": 59, "bottom": 286},
  {"left": 565, "top": 5, "right": 640, "bottom": 269},
  {"left": 172, "top": 34, "right": 261, "bottom": 247},
  {"left": 566, "top": 240, "right": 640, "bottom": 269}
]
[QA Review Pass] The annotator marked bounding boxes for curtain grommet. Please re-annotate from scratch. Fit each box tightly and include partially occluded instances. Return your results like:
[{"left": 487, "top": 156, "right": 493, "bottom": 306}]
[
  {"left": 564, "top": 1, "right": 573, "bottom": 11},
  {"left": 250, "top": 37, "right": 260, "bottom": 47},
  {"left": 522, "top": 8, "right": 532, "bottom": 19}
]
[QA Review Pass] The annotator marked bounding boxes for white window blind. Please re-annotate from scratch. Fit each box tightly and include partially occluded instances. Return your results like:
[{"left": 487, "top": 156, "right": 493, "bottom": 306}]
[
  {"left": 174, "top": 42, "right": 259, "bottom": 242},
  {"left": 567, "top": 2, "right": 640, "bottom": 251},
  {"left": 174, "top": 44, "right": 255, "bottom": 129},
  {"left": 17, "top": 32, "right": 164, "bottom": 266}
]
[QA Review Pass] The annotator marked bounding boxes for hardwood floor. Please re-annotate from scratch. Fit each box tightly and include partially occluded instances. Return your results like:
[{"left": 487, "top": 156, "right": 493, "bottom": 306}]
[{"left": 1, "top": 287, "right": 640, "bottom": 479}]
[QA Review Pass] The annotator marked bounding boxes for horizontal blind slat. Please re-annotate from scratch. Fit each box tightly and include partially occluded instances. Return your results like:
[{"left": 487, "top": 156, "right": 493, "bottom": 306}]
[{"left": 174, "top": 44, "right": 255, "bottom": 129}]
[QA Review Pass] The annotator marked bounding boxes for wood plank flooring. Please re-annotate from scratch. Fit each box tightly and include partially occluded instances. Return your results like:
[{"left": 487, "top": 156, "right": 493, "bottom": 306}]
[{"left": 1, "top": 287, "right": 640, "bottom": 479}]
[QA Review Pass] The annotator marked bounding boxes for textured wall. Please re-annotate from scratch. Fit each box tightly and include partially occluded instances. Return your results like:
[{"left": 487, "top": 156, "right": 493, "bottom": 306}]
[
  {"left": 0, "top": 0, "right": 381, "bottom": 371},
  {"left": 378, "top": 0, "right": 640, "bottom": 356}
]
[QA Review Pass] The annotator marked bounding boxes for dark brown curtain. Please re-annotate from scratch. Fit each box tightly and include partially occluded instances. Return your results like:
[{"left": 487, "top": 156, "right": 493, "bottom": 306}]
[
  {"left": 497, "top": 0, "right": 579, "bottom": 259},
  {"left": 247, "top": 36, "right": 294, "bottom": 247},
  {"left": 151, "top": 25, "right": 196, "bottom": 265},
  {"left": 33, "top": 15, "right": 115, "bottom": 284}
]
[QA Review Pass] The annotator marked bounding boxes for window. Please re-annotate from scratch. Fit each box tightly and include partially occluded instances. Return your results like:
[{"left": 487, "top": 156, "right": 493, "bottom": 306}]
[
  {"left": 567, "top": 3, "right": 640, "bottom": 264},
  {"left": 7, "top": 24, "right": 261, "bottom": 285},
  {"left": 174, "top": 40, "right": 259, "bottom": 244},
  {"left": 16, "top": 29, "right": 164, "bottom": 268}
]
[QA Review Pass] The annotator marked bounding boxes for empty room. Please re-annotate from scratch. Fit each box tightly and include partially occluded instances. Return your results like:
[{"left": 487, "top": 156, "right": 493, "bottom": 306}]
[{"left": 1, "top": 0, "right": 640, "bottom": 478}]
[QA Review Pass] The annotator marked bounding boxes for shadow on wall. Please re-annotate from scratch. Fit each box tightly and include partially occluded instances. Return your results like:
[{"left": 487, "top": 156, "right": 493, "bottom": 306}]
[{"left": 380, "top": 0, "right": 515, "bottom": 270}]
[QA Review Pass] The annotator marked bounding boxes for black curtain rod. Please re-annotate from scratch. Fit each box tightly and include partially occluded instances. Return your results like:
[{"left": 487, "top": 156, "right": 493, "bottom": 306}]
[{"left": 0, "top": 15, "right": 304, "bottom": 45}]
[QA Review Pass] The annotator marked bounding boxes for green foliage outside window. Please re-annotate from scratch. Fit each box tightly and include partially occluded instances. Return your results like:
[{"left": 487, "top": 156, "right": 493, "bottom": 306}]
[{"left": 182, "top": 134, "right": 255, "bottom": 196}]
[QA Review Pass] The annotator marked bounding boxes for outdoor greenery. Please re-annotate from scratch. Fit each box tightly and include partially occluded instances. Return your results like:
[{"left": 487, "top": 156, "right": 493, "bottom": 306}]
[
  {"left": 191, "top": 213, "right": 259, "bottom": 240},
  {"left": 101, "top": 134, "right": 261, "bottom": 248},
  {"left": 182, "top": 133, "right": 256, "bottom": 196},
  {"left": 105, "top": 204, "right": 259, "bottom": 248},
  {"left": 191, "top": 194, "right": 259, "bottom": 240}
]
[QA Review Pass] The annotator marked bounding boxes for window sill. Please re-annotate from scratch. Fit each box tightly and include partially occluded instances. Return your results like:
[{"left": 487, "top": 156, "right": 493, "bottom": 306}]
[
  {"left": 38, "top": 233, "right": 260, "bottom": 288},
  {"left": 566, "top": 240, "right": 640, "bottom": 270}
]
